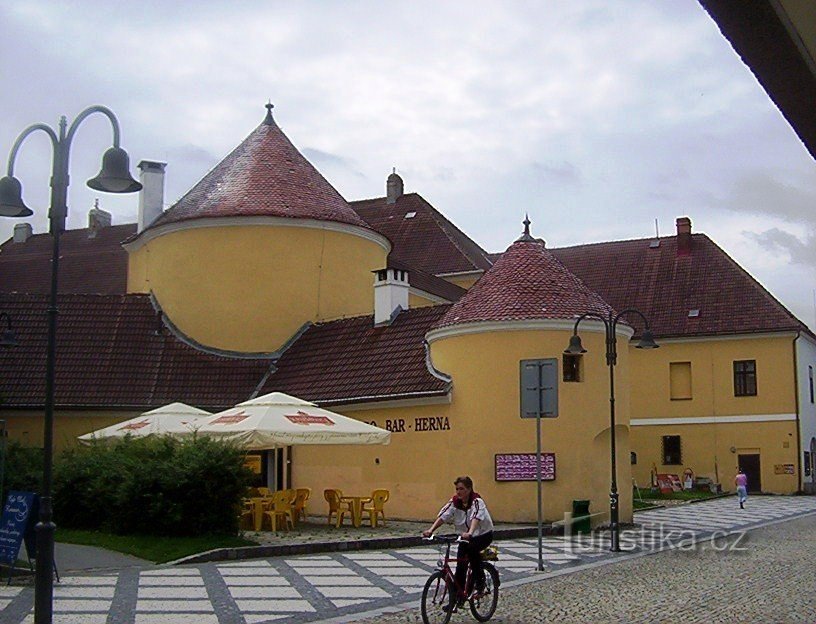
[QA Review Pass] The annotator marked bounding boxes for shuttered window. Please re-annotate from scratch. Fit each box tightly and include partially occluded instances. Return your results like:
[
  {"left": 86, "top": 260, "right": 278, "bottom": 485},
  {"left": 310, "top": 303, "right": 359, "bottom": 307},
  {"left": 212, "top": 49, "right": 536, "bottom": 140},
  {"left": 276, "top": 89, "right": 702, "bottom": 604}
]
[{"left": 520, "top": 359, "right": 558, "bottom": 418}]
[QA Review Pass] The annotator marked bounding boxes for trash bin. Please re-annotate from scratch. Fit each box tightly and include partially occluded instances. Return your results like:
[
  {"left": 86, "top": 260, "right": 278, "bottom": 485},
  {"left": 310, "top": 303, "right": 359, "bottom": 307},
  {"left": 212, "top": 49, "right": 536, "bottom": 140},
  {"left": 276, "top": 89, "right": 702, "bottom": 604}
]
[{"left": 571, "top": 499, "right": 591, "bottom": 534}]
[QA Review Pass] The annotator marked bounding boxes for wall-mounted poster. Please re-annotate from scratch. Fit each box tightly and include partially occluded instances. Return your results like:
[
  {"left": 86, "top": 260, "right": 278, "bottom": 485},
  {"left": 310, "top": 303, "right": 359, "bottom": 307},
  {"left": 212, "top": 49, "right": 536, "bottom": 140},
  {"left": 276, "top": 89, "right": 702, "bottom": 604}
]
[{"left": 495, "top": 453, "right": 555, "bottom": 481}]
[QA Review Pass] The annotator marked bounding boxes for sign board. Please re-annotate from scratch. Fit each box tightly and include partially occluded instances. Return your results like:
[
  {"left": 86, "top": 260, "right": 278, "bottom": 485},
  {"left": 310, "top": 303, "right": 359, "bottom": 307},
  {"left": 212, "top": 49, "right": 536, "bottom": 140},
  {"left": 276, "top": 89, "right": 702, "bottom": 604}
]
[
  {"left": 774, "top": 464, "right": 795, "bottom": 475},
  {"left": 656, "top": 473, "right": 683, "bottom": 493},
  {"left": 0, "top": 491, "right": 37, "bottom": 566},
  {"left": 243, "top": 455, "right": 262, "bottom": 475},
  {"left": 495, "top": 453, "right": 556, "bottom": 481}
]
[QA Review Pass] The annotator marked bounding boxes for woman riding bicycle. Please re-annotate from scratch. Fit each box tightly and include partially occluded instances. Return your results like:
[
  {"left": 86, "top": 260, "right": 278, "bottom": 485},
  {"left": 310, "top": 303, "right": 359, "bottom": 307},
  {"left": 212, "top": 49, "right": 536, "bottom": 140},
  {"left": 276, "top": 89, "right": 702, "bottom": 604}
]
[{"left": 423, "top": 476, "right": 494, "bottom": 600}]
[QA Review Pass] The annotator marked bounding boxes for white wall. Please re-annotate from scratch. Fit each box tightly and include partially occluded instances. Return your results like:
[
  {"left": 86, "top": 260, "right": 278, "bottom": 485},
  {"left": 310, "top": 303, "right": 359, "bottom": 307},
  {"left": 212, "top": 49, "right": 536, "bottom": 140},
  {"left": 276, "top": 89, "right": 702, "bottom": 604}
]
[{"left": 795, "top": 333, "right": 816, "bottom": 493}]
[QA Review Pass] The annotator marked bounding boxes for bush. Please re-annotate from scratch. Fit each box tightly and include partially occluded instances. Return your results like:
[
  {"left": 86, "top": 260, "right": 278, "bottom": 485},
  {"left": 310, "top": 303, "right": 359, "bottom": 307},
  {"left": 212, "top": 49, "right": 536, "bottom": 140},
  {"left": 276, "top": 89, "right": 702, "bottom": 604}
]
[
  {"left": 2, "top": 440, "right": 43, "bottom": 495},
  {"left": 53, "top": 436, "right": 253, "bottom": 537}
]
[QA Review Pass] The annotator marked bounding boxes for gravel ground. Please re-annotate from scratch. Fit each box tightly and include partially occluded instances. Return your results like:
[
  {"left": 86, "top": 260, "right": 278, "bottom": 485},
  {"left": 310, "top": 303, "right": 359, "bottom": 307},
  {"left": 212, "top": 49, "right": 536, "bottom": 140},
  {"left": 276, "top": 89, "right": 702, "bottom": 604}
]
[{"left": 354, "top": 512, "right": 816, "bottom": 623}]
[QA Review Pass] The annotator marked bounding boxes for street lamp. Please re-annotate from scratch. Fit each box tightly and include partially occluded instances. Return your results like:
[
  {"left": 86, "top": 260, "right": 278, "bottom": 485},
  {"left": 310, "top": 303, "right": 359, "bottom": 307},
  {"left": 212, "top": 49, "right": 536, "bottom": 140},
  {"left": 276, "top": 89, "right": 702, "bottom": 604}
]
[
  {"left": 564, "top": 309, "right": 658, "bottom": 552},
  {"left": 0, "top": 106, "right": 141, "bottom": 623}
]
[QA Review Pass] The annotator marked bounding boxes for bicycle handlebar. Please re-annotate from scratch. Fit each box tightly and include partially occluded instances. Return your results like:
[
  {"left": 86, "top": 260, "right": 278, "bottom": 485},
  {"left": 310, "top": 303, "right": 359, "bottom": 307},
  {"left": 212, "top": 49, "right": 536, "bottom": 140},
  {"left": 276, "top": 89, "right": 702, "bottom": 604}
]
[{"left": 422, "top": 534, "right": 469, "bottom": 543}]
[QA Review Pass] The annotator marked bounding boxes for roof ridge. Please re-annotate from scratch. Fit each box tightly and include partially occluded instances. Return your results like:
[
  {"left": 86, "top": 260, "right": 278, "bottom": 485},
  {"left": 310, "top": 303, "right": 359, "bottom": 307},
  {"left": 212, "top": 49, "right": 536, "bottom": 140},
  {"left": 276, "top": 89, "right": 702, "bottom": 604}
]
[{"left": 413, "top": 195, "right": 493, "bottom": 272}]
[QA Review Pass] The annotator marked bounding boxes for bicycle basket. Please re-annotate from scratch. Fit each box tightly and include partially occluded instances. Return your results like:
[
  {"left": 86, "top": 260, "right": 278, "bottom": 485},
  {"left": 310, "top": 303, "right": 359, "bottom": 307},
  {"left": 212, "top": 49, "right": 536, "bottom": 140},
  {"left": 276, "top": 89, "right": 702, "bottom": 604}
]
[{"left": 480, "top": 545, "right": 499, "bottom": 561}]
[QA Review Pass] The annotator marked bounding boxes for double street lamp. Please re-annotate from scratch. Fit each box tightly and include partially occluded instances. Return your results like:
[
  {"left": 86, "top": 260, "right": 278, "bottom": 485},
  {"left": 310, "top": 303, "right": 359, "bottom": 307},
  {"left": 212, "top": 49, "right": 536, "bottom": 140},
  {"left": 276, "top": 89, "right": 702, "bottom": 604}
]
[
  {"left": 565, "top": 309, "right": 658, "bottom": 552},
  {"left": 0, "top": 106, "right": 141, "bottom": 623}
]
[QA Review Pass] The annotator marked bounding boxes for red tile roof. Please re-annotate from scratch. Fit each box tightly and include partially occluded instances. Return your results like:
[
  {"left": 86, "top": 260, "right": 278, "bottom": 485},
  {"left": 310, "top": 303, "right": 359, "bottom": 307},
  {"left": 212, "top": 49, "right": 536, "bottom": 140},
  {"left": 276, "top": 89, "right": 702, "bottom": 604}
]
[
  {"left": 436, "top": 237, "right": 614, "bottom": 329},
  {"left": 0, "top": 293, "right": 269, "bottom": 410},
  {"left": 0, "top": 294, "right": 449, "bottom": 410},
  {"left": 259, "top": 305, "right": 450, "bottom": 405},
  {"left": 351, "top": 193, "right": 493, "bottom": 276},
  {"left": 0, "top": 224, "right": 135, "bottom": 295},
  {"left": 143, "top": 108, "right": 370, "bottom": 232},
  {"left": 550, "top": 234, "right": 809, "bottom": 338},
  {"left": 388, "top": 259, "right": 466, "bottom": 303}
]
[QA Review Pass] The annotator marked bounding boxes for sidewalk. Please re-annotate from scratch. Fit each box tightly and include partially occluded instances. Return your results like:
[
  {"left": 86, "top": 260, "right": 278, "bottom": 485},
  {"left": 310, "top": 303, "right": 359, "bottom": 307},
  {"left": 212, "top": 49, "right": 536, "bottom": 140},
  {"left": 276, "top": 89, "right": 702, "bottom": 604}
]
[{"left": 171, "top": 516, "right": 544, "bottom": 564}]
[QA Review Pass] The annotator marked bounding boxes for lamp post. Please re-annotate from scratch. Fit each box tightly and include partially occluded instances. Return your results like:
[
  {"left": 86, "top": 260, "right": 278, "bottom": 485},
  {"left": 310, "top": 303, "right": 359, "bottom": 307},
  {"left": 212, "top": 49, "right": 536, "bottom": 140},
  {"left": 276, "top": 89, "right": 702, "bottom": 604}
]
[
  {"left": 564, "top": 309, "right": 658, "bottom": 552},
  {"left": 0, "top": 106, "right": 141, "bottom": 624}
]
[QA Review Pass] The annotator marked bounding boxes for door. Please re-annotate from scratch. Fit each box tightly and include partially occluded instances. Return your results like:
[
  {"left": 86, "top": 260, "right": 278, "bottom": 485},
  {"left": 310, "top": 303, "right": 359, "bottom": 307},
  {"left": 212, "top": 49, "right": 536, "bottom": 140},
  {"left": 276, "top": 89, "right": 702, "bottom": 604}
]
[{"left": 738, "top": 454, "right": 762, "bottom": 492}]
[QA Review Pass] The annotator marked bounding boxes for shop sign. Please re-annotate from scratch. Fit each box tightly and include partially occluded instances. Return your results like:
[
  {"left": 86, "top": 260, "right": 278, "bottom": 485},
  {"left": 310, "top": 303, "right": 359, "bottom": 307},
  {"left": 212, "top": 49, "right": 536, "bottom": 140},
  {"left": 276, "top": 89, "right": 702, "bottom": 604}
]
[
  {"left": 774, "top": 464, "right": 795, "bottom": 475},
  {"left": 495, "top": 453, "right": 555, "bottom": 481}
]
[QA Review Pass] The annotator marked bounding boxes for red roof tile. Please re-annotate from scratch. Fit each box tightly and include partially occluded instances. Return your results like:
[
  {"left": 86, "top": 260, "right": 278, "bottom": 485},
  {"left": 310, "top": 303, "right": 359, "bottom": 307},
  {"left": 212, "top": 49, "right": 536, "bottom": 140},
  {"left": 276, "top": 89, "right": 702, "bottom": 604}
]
[
  {"left": 437, "top": 237, "right": 614, "bottom": 329},
  {"left": 351, "top": 193, "right": 493, "bottom": 275},
  {"left": 0, "top": 293, "right": 269, "bottom": 410},
  {"left": 550, "top": 234, "right": 808, "bottom": 338},
  {"left": 0, "top": 224, "right": 134, "bottom": 295},
  {"left": 0, "top": 294, "right": 449, "bottom": 410},
  {"left": 145, "top": 108, "right": 369, "bottom": 231},
  {"left": 260, "top": 305, "right": 450, "bottom": 405}
]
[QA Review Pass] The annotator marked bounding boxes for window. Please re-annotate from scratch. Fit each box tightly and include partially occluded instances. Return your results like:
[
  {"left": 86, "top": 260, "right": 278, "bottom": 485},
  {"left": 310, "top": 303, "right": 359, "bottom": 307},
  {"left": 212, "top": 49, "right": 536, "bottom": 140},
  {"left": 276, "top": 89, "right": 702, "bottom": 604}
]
[
  {"left": 733, "top": 360, "right": 757, "bottom": 396},
  {"left": 630, "top": 452, "right": 637, "bottom": 465},
  {"left": 662, "top": 435, "right": 682, "bottom": 465},
  {"left": 669, "top": 362, "right": 692, "bottom": 400},
  {"left": 805, "top": 451, "right": 812, "bottom": 477},
  {"left": 809, "top": 366, "right": 814, "bottom": 404},
  {"left": 520, "top": 359, "right": 558, "bottom": 418},
  {"left": 562, "top": 354, "right": 581, "bottom": 382}
]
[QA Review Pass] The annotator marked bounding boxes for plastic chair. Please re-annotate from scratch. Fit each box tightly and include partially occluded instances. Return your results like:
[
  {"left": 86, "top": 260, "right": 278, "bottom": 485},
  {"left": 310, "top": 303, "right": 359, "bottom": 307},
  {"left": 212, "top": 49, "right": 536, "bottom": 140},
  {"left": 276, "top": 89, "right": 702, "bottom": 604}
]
[
  {"left": 294, "top": 488, "right": 311, "bottom": 523},
  {"left": 361, "top": 489, "right": 390, "bottom": 527},
  {"left": 238, "top": 499, "right": 254, "bottom": 531},
  {"left": 324, "top": 489, "right": 343, "bottom": 525},
  {"left": 261, "top": 490, "right": 294, "bottom": 531}
]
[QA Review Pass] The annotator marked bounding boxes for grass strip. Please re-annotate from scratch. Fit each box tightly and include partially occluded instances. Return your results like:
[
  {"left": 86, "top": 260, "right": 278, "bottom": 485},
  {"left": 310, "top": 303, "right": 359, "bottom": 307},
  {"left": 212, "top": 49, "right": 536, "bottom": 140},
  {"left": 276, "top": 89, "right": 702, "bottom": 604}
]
[{"left": 56, "top": 528, "right": 258, "bottom": 564}]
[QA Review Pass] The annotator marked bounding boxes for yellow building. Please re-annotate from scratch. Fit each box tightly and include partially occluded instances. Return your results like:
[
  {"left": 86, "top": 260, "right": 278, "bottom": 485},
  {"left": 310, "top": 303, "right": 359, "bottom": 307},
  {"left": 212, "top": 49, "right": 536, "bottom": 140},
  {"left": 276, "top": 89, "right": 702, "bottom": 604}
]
[{"left": 2, "top": 106, "right": 814, "bottom": 529}]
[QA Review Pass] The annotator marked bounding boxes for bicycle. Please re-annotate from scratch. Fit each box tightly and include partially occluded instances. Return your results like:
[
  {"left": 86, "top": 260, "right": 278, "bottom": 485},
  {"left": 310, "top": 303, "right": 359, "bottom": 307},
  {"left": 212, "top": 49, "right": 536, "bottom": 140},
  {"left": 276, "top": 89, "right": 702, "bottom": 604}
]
[{"left": 420, "top": 534, "right": 500, "bottom": 624}]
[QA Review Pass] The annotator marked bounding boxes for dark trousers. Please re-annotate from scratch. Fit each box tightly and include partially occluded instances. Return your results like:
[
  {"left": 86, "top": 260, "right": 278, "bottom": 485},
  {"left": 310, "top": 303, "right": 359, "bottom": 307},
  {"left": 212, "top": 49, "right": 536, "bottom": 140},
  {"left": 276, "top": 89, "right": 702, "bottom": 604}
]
[{"left": 455, "top": 531, "right": 493, "bottom": 595}]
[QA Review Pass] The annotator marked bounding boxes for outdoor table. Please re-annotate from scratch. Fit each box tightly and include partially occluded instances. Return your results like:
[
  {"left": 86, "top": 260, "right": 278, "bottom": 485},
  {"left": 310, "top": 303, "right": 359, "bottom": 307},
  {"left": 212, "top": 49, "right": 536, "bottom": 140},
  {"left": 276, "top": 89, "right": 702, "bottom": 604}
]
[
  {"left": 340, "top": 495, "right": 373, "bottom": 527},
  {"left": 249, "top": 497, "right": 272, "bottom": 531}
]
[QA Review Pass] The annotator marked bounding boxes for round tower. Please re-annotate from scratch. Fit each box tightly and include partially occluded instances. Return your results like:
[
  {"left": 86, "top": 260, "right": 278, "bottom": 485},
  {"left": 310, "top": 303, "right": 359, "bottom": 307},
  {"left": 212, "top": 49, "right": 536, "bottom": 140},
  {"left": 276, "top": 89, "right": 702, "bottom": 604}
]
[
  {"left": 426, "top": 219, "right": 635, "bottom": 523},
  {"left": 124, "top": 105, "right": 390, "bottom": 352}
]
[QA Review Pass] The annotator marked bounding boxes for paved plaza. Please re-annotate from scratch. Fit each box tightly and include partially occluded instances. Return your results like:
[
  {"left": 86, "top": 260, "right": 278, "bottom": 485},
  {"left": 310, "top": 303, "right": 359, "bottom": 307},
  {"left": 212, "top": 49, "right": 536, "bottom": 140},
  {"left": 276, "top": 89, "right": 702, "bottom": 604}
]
[{"left": 1, "top": 495, "right": 814, "bottom": 623}]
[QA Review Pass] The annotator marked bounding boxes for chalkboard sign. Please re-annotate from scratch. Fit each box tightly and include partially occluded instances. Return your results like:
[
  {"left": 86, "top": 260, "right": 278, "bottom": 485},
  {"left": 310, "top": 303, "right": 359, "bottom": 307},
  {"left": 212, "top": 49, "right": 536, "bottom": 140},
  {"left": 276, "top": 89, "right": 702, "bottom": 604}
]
[{"left": 0, "top": 491, "right": 37, "bottom": 566}]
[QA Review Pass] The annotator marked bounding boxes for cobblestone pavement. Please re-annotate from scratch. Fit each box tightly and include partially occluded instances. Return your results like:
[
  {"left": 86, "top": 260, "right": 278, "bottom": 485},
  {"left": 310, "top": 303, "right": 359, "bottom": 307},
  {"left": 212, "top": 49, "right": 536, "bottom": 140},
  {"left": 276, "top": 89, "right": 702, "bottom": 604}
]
[
  {"left": 355, "top": 502, "right": 816, "bottom": 624},
  {"left": 1, "top": 496, "right": 814, "bottom": 623}
]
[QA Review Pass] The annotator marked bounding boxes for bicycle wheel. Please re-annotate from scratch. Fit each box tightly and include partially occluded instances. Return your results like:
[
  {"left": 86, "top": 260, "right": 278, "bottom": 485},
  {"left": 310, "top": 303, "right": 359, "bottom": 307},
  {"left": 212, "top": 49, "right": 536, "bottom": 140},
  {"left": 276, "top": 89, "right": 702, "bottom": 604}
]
[
  {"left": 421, "top": 571, "right": 453, "bottom": 624},
  {"left": 469, "top": 562, "right": 499, "bottom": 622}
]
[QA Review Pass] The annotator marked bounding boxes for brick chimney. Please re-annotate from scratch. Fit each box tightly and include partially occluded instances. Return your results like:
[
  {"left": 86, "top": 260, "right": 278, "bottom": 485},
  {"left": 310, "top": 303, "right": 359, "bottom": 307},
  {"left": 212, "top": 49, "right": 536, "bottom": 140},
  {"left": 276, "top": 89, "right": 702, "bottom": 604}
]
[
  {"left": 373, "top": 267, "right": 410, "bottom": 325},
  {"left": 88, "top": 200, "right": 112, "bottom": 238},
  {"left": 386, "top": 169, "right": 404, "bottom": 205},
  {"left": 676, "top": 216, "right": 692, "bottom": 256},
  {"left": 138, "top": 160, "right": 167, "bottom": 232},
  {"left": 13, "top": 223, "right": 32, "bottom": 243}
]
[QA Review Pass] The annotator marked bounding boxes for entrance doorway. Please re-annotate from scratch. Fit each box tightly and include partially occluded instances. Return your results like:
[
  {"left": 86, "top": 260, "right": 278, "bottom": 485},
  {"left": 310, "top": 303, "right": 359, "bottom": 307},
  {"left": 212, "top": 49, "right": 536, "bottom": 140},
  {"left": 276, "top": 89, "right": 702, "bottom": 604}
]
[{"left": 738, "top": 454, "right": 762, "bottom": 492}]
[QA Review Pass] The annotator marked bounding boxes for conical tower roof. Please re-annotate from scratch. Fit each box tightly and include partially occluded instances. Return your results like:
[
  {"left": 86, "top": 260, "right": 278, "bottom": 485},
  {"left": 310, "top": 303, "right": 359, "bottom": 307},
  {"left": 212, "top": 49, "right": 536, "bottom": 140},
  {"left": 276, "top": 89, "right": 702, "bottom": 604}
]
[
  {"left": 435, "top": 219, "right": 616, "bottom": 329},
  {"left": 146, "top": 104, "right": 369, "bottom": 231}
]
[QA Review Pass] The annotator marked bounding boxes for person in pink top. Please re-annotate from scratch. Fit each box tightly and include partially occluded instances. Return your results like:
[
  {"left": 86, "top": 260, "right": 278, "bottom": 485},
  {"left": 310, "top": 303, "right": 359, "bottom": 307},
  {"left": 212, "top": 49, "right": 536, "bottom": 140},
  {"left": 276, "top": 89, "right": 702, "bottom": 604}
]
[{"left": 735, "top": 469, "right": 748, "bottom": 509}]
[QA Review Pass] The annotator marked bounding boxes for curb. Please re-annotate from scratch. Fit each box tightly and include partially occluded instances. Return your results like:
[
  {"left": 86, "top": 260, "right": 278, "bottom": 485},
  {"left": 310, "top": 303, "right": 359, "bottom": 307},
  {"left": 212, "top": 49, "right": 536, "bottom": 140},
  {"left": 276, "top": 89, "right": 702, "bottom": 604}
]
[{"left": 170, "top": 525, "right": 557, "bottom": 566}]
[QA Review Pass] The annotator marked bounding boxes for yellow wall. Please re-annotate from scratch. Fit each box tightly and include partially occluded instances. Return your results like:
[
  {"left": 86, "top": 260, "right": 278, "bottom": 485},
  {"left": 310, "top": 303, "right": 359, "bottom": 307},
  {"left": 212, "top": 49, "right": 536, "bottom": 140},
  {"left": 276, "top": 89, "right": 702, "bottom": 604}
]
[
  {"left": 629, "top": 335, "right": 799, "bottom": 493},
  {"left": 631, "top": 421, "right": 799, "bottom": 494},
  {"left": 442, "top": 273, "right": 482, "bottom": 290},
  {"left": 1, "top": 410, "right": 141, "bottom": 454},
  {"left": 294, "top": 325, "right": 636, "bottom": 525},
  {"left": 127, "top": 225, "right": 387, "bottom": 352},
  {"left": 630, "top": 335, "right": 796, "bottom": 419},
  {"left": 408, "top": 292, "right": 444, "bottom": 308}
]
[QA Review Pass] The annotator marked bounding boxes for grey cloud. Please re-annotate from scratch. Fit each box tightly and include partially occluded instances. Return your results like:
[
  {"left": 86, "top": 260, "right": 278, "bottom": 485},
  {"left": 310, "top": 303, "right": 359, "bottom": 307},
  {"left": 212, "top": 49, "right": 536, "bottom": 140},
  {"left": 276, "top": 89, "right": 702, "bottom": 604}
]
[
  {"left": 728, "top": 172, "right": 816, "bottom": 225},
  {"left": 744, "top": 228, "right": 816, "bottom": 266},
  {"left": 302, "top": 148, "right": 364, "bottom": 178}
]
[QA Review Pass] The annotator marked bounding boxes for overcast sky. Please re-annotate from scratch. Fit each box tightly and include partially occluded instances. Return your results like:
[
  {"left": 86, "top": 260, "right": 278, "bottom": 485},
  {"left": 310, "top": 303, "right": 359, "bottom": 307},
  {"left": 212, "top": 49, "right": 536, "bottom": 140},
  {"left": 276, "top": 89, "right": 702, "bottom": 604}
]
[{"left": 1, "top": 1, "right": 815, "bottom": 329}]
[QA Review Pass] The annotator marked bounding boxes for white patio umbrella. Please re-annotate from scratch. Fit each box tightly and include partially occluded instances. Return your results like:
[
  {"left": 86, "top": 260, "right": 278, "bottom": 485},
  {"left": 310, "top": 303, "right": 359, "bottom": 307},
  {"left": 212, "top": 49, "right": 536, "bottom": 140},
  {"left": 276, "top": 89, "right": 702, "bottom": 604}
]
[
  {"left": 77, "top": 402, "right": 211, "bottom": 444},
  {"left": 185, "top": 392, "right": 390, "bottom": 449}
]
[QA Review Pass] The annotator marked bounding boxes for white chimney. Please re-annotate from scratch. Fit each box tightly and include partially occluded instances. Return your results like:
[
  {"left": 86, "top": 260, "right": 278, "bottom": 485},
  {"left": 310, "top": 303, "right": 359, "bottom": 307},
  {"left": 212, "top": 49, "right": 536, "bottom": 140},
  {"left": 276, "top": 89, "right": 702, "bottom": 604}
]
[
  {"left": 374, "top": 267, "right": 410, "bottom": 325},
  {"left": 13, "top": 223, "right": 32, "bottom": 243},
  {"left": 88, "top": 200, "right": 112, "bottom": 238},
  {"left": 137, "top": 160, "right": 167, "bottom": 232}
]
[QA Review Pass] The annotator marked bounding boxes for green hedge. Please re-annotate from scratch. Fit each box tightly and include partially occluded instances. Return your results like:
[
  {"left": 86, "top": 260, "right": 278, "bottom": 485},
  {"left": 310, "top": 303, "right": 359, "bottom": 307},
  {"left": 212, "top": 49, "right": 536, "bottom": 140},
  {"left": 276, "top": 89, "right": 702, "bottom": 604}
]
[
  {"left": 2, "top": 440, "right": 43, "bottom": 494},
  {"left": 53, "top": 436, "right": 253, "bottom": 537}
]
